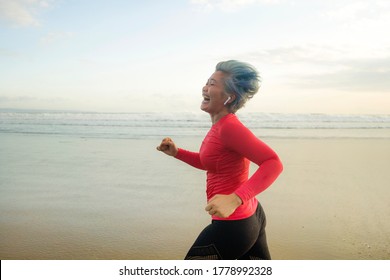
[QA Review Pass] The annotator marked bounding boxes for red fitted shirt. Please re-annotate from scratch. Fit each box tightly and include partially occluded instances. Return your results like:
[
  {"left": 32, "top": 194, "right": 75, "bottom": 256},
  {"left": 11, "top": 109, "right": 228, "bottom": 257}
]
[{"left": 175, "top": 114, "right": 283, "bottom": 220}]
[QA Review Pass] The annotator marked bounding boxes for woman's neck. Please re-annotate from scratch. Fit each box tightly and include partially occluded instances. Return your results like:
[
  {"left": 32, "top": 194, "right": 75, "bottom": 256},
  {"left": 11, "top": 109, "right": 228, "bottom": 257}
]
[{"left": 210, "top": 111, "right": 230, "bottom": 125}]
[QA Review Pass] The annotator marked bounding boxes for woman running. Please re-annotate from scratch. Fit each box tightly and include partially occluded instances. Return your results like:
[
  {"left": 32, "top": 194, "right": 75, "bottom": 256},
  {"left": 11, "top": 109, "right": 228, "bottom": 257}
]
[{"left": 157, "top": 60, "right": 283, "bottom": 260}]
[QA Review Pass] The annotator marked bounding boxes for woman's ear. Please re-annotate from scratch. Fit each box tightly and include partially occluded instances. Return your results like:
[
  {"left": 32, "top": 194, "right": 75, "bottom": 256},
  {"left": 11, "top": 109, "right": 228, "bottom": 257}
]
[
  {"left": 224, "top": 95, "right": 236, "bottom": 105},
  {"left": 223, "top": 96, "right": 231, "bottom": 105}
]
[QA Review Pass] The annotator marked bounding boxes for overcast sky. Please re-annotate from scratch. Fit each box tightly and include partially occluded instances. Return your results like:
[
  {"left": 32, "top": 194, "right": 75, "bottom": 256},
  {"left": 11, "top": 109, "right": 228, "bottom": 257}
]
[{"left": 1, "top": 0, "right": 389, "bottom": 114}]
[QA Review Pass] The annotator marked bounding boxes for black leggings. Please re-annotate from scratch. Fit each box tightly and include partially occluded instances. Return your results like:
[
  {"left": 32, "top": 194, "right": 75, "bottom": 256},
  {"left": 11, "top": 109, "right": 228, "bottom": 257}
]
[{"left": 185, "top": 202, "right": 271, "bottom": 260}]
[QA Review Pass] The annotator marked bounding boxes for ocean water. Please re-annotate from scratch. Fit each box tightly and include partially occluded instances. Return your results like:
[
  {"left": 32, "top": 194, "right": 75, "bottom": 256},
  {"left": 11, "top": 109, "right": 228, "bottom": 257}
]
[{"left": 1, "top": 110, "right": 390, "bottom": 139}]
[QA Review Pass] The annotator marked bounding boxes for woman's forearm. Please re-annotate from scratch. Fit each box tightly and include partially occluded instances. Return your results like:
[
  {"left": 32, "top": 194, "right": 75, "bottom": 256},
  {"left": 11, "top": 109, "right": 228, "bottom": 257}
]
[{"left": 175, "top": 148, "right": 206, "bottom": 170}]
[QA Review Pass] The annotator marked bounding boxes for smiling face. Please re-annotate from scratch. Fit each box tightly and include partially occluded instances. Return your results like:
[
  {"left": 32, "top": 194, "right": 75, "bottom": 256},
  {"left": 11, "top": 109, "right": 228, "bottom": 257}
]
[{"left": 200, "top": 71, "right": 230, "bottom": 116}]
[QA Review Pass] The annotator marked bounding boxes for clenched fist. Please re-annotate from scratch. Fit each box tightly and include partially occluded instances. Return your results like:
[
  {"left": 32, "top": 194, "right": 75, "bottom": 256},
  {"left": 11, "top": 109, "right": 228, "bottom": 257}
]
[{"left": 156, "top": 137, "right": 178, "bottom": 157}]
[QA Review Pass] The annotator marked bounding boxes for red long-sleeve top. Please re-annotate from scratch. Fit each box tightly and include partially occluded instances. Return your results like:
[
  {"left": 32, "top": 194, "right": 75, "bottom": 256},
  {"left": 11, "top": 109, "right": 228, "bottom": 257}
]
[{"left": 175, "top": 113, "right": 283, "bottom": 220}]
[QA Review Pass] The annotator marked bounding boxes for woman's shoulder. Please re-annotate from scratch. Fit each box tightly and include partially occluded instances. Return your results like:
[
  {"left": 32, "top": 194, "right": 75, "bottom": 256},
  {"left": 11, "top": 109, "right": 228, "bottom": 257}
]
[
  {"left": 218, "top": 114, "right": 248, "bottom": 136},
  {"left": 219, "top": 114, "right": 244, "bottom": 128}
]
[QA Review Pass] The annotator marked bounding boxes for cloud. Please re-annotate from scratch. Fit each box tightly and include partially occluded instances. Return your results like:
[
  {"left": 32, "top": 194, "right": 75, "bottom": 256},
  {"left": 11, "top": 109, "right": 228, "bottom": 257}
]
[
  {"left": 325, "top": 0, "right": 390, "bottom": 22},
  {"left": 242, "top": 45, "right": 358, "bottom": 75},
  {"left": 0, "top": 95, "right": 40, "bottom": 104},
  {"left": 241, "top": 45, "right": 390, "bottom": 92},
  {"left": 0, "top": 95, "right": 72, "bottom": 110},
  {"left": 190, "top": 0, "right": 279, "bottom": 12},
  {"left": 244, "top": 45, "right": 349, "bottom": 65},
  {"left": 0, "top": 0, "right": 52, "bottom": 27},
  {"left": 294, "top": 57, "right": 390, "bottom": 93},
  {"left": 323, "top": 0, "right": 390, "bottom": 32},
  {"left": 0, "top": 48, "right": 20, "bottom": 57},
  {"left": 40, "top": 31, "right": 74, "bottom": 45}
]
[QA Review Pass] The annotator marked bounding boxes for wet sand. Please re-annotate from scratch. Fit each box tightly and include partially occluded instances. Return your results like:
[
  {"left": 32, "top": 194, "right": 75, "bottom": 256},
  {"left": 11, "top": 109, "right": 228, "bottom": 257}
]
[{"left": 0, "top": 134, "right": 389, "bottom": 259}]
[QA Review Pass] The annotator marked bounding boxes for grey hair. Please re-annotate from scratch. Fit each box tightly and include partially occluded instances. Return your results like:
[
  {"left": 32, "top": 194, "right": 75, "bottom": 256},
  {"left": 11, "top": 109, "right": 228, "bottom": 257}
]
[{"left": 215, "top": 60, "right": 261, "bottom": 113}]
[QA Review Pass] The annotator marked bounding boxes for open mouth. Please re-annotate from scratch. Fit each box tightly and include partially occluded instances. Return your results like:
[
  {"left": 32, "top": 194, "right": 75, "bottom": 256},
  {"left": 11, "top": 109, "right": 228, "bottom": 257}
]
[{"left": 202, "top": 95, "right": 211, "bottom": 103}]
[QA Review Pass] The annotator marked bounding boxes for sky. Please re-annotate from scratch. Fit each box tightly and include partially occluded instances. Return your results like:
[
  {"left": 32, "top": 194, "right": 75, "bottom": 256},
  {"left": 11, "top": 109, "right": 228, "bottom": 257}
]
[{"left": 0, "top": 0, "right": 389, "bottom": 114}]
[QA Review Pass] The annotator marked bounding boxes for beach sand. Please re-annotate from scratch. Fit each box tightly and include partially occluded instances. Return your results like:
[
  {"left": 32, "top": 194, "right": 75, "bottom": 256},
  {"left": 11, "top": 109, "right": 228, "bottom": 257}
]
[{"left": 0, "top": 134, "right": 389, "bottom": 259}]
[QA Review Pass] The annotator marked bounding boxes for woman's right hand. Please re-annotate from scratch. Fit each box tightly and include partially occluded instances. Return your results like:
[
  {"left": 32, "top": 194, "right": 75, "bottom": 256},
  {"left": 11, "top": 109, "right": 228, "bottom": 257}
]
[{"left": 156, "top": 137, "right": 178, "bottom": 157}]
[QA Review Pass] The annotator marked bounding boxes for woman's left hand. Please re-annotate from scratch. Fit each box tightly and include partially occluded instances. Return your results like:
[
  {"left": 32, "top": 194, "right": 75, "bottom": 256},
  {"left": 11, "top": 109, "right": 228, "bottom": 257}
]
[{"left": 205, "top": 193, "right": 242, "bottom": 218}]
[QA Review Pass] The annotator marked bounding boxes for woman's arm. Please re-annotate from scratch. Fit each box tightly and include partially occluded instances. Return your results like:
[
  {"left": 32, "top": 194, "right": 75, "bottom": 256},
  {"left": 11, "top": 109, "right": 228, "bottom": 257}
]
[
  {"left": 221, "top": 121, "right": 283, "bottom": 203},
  {"left": 157, "top": 137, "right": 206, "bottom": 170},
  {"left": 175, "top": 148, "right": 206, "bottom": 170}
]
